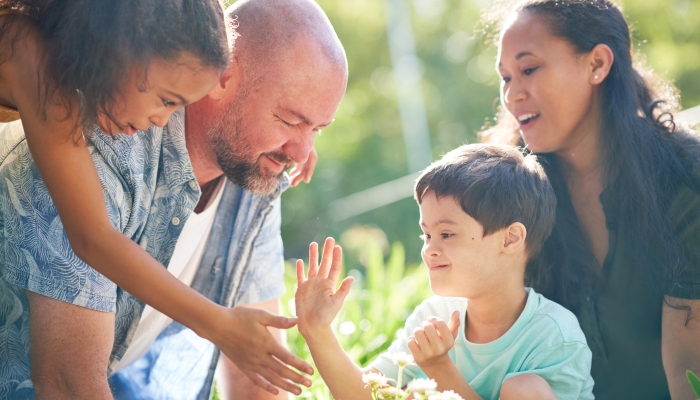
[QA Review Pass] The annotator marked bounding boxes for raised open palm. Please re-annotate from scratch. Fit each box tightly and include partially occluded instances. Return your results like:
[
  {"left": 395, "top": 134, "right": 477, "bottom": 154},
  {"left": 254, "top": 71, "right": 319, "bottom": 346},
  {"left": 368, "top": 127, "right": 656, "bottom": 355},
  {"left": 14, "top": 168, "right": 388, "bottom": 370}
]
[{"left": 295, "top": 237, "right": 354, "bottom": 333}]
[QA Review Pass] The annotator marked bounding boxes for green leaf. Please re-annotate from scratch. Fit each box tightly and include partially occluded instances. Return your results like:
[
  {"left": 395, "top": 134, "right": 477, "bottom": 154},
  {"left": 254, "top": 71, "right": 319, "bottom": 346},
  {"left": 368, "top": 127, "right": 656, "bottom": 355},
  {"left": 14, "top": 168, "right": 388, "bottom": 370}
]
[{"left": 687, "top": 370, "right": 700, "bottom": 398}]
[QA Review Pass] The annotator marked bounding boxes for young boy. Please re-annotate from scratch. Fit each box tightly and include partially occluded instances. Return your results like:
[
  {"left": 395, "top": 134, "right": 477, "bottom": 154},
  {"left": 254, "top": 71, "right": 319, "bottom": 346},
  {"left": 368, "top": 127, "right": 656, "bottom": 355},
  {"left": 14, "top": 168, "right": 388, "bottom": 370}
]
[{"left": 294, "top": 143, "right": 594, "bottom": 400}]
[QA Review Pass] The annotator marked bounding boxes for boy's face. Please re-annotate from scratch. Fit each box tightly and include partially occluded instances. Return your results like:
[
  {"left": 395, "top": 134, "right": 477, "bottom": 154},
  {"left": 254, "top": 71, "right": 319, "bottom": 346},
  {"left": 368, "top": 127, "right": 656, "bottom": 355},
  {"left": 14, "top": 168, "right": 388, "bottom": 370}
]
[{"left": 419, "top": 191, "right": 505, "bottom": 298}]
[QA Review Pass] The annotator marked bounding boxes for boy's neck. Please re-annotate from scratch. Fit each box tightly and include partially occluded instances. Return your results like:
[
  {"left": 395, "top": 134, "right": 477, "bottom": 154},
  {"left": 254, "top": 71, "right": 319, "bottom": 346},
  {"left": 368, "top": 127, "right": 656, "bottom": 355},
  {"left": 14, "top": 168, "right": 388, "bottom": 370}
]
[{"left": 463, "top": 284, "right": 528, "bottom": 344}]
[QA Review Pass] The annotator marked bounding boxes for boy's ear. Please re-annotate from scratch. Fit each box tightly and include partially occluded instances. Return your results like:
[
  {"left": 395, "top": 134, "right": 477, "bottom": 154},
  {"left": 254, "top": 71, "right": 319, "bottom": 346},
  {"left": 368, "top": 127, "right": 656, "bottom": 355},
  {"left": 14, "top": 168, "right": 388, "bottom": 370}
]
[
  {"left": 207, "top": 57, "right": 242, "bottom": 102},
  {"left": 502, "top": 222, "right": 527, "bottom": 255}
]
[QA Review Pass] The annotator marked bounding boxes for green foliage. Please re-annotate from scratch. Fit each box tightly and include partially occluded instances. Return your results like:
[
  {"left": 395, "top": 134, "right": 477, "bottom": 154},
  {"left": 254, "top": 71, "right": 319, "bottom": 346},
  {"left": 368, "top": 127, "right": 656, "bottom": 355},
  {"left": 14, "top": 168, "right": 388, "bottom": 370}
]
[
  {"left": 688, "top": 370, "right": 700, "bottom": 399},
  {"left": 280, "top": 241, "right": 433, "bottom": 399}
]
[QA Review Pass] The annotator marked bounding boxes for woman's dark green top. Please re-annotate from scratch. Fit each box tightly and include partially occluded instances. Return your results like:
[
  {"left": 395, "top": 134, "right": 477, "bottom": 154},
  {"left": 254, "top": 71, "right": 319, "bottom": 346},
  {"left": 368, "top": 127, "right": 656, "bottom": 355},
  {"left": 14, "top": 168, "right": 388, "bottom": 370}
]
[{"left": 547, "top": 157, "right": 700, "bottom": 399}]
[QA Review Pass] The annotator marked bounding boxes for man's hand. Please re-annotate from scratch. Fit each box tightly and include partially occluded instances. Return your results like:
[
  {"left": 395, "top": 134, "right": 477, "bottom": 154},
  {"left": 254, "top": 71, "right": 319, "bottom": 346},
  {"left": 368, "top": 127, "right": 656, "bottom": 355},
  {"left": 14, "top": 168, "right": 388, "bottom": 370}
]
[
  {"left": 209, "top": 306, "right": 313, "bottom": 396},
  {"left": 407, "top": 311, "right": 460, "bottom": 372},
  {"left": 295, "top": 237, "right": 354, "bottom": 336},
  {"left": 289, "top": 147, "right": 317, "bottom": 187}
]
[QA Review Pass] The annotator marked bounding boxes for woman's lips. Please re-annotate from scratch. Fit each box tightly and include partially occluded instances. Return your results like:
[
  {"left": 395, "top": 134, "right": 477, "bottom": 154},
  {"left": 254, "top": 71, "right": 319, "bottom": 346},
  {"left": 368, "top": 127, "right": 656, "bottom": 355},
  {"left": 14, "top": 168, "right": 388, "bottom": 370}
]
[{"left": 518, "top": 114, "right": 540, "bottom": 131}]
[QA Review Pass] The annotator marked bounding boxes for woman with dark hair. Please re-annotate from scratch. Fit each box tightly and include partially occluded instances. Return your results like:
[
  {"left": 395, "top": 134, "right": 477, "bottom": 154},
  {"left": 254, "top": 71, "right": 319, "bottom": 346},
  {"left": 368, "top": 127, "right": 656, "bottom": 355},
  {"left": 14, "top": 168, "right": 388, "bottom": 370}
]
[
  {"left": 482, "top": 0, "right": 700, "bottom": 398},
  {"left": 0, "top": 1, "right": 310, "bottom": 398}
]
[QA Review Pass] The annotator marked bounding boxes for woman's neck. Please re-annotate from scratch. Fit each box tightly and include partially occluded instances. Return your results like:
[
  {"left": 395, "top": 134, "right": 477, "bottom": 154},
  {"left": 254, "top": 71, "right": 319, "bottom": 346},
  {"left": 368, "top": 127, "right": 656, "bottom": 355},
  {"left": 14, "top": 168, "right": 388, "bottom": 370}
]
[{"left": 463, "top": 285, "right": 527, "bottom": 344}]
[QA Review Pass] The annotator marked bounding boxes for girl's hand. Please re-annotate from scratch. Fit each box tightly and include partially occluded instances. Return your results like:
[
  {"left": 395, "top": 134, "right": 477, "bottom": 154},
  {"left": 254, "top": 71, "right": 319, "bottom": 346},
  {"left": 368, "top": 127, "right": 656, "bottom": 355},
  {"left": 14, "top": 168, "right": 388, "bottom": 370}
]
[
  {"left": 407, "top": 311, "right": 460, "bottom": 371},
  {"left": 295, "top": 237, "right": 354, "bottom": 336}
]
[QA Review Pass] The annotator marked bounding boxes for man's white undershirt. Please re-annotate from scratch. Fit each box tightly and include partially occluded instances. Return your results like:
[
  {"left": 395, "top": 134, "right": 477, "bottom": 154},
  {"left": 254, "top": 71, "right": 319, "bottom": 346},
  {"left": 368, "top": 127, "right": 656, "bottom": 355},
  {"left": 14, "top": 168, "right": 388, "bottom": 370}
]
[{"left": 113, "top": 176, "right": 226, "bottom": 372}]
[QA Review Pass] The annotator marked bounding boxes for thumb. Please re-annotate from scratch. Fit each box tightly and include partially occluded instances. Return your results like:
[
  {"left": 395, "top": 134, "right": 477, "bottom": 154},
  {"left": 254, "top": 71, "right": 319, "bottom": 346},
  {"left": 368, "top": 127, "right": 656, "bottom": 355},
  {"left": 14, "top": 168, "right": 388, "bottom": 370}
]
[
  {"left": 448, "top": 310, "right": 460, "bottom": 339},
  {"left": 259, "top": 310, "right": 298, "bottom": 329},
  {"left": 335, "top": 276, "right": 355, "bottom": 302}
]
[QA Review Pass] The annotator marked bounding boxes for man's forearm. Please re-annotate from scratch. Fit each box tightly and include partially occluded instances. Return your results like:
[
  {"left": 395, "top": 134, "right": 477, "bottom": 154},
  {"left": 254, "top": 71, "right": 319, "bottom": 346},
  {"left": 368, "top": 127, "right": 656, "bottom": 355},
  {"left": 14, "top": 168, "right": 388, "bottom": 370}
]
[{"left": 302, "top": 326, "right": 373, "bottom": 400}]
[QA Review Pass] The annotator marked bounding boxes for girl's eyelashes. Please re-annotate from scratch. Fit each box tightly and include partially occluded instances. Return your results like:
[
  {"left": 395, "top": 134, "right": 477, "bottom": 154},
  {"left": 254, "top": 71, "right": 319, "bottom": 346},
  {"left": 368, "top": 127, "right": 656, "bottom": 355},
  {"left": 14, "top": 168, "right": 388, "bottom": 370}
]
[{"left": 162, "top": 98, "right": 176, "bottom": 107}]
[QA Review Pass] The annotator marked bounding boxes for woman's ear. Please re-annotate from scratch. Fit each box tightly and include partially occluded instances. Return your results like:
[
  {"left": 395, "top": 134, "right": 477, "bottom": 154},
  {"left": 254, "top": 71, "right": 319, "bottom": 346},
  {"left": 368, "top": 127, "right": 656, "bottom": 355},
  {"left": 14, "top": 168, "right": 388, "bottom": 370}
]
[
  {"left": 588, "top": 43, "right": 614, "bottom": 85},
  {"left": 503, "top": 222, "right": 527, "bottom": 255},
  {"left": 207, "top": 57, "right": 242, "bottom": 102}
]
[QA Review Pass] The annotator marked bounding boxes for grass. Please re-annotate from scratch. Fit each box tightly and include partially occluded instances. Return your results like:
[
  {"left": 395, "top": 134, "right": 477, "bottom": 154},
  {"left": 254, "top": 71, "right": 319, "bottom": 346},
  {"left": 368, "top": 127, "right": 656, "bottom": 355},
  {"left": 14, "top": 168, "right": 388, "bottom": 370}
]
[{"left": 214, "top": 241, "right": 432, "bottom": 399}]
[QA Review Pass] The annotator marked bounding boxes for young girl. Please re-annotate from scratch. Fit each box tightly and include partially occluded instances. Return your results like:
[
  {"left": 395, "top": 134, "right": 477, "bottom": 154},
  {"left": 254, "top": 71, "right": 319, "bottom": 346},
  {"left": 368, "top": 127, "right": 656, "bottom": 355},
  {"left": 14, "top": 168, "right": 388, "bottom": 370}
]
[
  {"left": 0, "top": 0, "right": 310, "bottom": 396},
  {"left": 482, "top": 0, "right": 700, "bottom": 398}
]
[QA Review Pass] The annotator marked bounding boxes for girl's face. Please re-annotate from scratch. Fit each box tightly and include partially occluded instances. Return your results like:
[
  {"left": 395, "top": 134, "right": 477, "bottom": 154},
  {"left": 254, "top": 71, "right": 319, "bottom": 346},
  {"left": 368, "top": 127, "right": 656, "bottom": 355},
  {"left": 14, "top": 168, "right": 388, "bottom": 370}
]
[
  {"left": 99, "top": 53, "right": 220, "bottom": 135},
  {"left": 497, "top": 12, "right": 599, "bottom": 154}
]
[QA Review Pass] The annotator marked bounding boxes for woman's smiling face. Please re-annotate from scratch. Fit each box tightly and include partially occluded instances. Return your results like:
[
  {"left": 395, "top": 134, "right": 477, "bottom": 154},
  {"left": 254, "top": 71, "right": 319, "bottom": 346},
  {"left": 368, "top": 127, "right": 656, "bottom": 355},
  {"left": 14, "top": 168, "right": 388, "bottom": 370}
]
[{"left": 497, "top": 11, "right": 599, "bottom": 154}]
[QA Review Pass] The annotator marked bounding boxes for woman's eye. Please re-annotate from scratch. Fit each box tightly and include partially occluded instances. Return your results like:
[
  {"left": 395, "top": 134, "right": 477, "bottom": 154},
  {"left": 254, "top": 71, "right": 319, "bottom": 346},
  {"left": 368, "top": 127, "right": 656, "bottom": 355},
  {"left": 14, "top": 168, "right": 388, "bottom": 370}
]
[
  {"left": 523, "top": 67, "right": 537, "bottom": 75},
  {"left": 441, "top": 233, "right": 453, "bottom": 239},
  {"left": 501, "top": 76, "right": 511, "bottom": 83},
  {"left": 162, "top": 98, "right": 176, "bottom": 107}
]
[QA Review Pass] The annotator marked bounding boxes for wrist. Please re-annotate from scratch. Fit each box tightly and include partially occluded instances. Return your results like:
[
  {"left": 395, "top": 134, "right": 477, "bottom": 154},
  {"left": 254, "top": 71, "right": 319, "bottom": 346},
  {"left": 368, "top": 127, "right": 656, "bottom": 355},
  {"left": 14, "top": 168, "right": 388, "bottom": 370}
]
[
  {"left": 298, "top": 323, "right": 335, "bottom": 343},
  {"left": 191, "top": 303, "right": 230, "bottom": 343},
  {"left": 419, "top": 354, "right": 455, "bottom": 377}
]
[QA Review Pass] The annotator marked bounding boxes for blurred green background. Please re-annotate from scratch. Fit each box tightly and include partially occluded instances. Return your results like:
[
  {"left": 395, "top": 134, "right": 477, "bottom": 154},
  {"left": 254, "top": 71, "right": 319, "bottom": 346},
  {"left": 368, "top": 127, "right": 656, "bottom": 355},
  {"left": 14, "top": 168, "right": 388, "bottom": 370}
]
[{"left": 271, "top": 0, "right": 700, "bottom": 269}]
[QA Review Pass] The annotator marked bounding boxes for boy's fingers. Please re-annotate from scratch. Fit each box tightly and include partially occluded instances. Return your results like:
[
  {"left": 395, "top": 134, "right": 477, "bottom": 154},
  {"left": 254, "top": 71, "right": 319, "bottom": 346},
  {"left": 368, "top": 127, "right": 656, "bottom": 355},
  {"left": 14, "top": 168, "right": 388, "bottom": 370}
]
[
  {"left": 335, "top": 276, "right": 354, "bottom": 301},
  {"left": 327, "top": 245, "right": 344, "bottom": 284},
  {"left": 448, "top": 310, "right": 460, "bottom": 338},
  {"left": 434, "top": 319, "right": 453, "bottom": 343},
  {"left": 412, "top": 327, "right": 429, "bottom": 349},
  {"left": 318, "top": 237, "right": 335, "bottom": 278},
  {"left": 421, "top": 321, "right": 440, "bottom": 344},
  {"left": 407, "top": 337, "right": 421, "bottom": 354},
  {"left": 295, "top": 259, "right": 306, "bottom": 287},
  {"left": 308, "top": 242, "right": 319, "bottom": 277}
]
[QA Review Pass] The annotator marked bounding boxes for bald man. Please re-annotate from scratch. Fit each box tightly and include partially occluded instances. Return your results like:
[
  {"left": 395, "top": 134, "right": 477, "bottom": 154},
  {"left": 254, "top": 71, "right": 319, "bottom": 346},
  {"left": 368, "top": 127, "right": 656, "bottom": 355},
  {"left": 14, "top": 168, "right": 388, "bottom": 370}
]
[{"left": 0, "top": 0, "right": 347, "bottom": 399}]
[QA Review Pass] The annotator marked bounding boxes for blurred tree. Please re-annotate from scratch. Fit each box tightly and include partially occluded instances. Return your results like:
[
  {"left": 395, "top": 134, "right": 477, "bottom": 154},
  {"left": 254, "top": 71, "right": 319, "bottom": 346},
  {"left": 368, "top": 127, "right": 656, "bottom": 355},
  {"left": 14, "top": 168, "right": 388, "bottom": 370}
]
[{"left": 225, "top": 0, "right": 700, "bottom": 268}]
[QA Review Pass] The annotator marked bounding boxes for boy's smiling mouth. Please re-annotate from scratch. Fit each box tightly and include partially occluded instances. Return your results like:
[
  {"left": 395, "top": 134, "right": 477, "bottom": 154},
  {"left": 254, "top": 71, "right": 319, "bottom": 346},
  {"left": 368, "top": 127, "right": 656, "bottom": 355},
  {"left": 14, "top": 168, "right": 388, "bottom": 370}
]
[{"left": 427, "top": 264, "right": 449, "bottom": 270}]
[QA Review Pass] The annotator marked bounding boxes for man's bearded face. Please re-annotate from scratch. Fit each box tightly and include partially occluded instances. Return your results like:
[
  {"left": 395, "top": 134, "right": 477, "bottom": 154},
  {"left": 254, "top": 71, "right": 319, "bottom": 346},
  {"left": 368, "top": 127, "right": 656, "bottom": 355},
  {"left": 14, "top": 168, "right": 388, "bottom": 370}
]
[{"left": 207, "top": 89, "right": 293, "bottom": 196}]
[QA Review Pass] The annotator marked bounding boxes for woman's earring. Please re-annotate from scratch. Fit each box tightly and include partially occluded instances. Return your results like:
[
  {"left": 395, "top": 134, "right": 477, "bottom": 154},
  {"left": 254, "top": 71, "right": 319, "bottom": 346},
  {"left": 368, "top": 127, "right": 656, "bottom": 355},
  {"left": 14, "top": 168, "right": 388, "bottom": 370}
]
[{"left": 594, "top": 74, "right": 599, "bottom": 80}]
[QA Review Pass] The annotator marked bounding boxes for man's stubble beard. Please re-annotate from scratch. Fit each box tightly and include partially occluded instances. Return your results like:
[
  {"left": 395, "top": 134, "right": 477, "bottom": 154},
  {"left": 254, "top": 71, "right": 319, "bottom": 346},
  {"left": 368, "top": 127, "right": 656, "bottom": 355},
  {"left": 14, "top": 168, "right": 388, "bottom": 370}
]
[{"left": 207, "top": 91, "right": 290, "bottom": 196}]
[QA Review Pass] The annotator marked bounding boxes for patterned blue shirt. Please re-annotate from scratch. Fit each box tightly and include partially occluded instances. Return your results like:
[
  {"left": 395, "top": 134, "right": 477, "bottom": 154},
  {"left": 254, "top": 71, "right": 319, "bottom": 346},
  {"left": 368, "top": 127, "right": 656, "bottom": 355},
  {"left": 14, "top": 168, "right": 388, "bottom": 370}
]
[{"left": 0, "top": 110, "right": 286, "bottom": 399}]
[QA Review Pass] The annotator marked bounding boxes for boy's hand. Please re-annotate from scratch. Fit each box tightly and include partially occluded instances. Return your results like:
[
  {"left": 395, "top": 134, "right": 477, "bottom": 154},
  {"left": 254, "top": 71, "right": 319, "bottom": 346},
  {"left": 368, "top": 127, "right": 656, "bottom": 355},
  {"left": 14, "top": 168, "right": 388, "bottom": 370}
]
[
  {"left": 295, "top": 237, "right": 354, "bottom": 336},
  {"left": 407, "top": 311, "right": 460, "bottom": 371}
]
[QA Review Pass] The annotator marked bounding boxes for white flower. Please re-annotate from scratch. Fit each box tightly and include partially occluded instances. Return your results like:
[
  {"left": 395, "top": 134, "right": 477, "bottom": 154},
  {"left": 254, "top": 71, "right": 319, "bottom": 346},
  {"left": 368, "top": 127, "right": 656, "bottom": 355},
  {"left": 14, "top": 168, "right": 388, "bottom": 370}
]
[
  {"left": 428, "top": 390, "right": 465, "bottom": 400},
  {"left": 362, "top": 371, "right": 389, "bottom": 390},
  {"left": 406, "top": 378, "right": 438, "bottom": 394},
  {"left": 391, "top": 352, "right": 414, "bottom": 367},
  {"left": 376, "top": 387, "right": 405, "bottom": 400}
]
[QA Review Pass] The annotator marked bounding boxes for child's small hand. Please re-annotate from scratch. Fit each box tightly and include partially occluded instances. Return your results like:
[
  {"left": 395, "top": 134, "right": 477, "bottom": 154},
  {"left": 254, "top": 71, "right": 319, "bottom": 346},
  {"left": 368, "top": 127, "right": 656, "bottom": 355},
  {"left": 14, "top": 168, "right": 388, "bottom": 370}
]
[
  {"left": 295, "top": 237, "right": 354, "bottom": 336},
  {"left": 407, "top": 311, "right": 460, "bottom": 371}
]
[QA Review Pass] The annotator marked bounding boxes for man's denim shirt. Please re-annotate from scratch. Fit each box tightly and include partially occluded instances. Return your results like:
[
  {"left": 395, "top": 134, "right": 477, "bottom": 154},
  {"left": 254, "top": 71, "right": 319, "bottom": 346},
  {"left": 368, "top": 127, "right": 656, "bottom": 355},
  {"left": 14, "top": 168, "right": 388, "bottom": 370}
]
[{"left": 0, "top": 109, "right": 286, "bottom": 400}]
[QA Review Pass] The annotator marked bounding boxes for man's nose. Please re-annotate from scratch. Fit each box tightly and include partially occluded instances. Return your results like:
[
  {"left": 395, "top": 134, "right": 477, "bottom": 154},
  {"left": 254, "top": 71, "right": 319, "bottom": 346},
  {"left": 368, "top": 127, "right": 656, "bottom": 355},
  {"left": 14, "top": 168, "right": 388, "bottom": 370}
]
[{"left": 284, "top": 129, "right": 316, "bottom": 165}]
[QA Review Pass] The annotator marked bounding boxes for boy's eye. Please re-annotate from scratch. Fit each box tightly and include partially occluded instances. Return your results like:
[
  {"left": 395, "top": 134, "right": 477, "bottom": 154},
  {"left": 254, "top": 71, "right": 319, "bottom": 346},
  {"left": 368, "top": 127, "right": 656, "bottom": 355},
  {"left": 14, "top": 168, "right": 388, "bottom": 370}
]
[
  {"left": 162, "top": 98, "right": 176, "bottom": 107},
  {"left": 419, "top": 234, "right": 430, "bottom": 241},
  {"left": 441, "top": 233, "right": 453, "bottom": 239},
  {"left": 523, "top": 67, "right": 537, "bottom": 75},
  {"left": 501, "top": 76, "right": 511, "bottom": 84}
]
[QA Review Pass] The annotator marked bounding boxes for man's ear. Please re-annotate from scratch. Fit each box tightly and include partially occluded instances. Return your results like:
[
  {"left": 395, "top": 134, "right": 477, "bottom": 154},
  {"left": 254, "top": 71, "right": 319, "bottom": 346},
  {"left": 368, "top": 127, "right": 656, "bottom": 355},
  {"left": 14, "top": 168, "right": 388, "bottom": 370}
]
[
  {"left": 502, "top": 222, "right": 527, "bottom": 255},
  {"left": 588, "top": 43, "right": 614, "bottom": 85},
  {"left": 207, "top": 57, "right": 242, "bottom": 102}
]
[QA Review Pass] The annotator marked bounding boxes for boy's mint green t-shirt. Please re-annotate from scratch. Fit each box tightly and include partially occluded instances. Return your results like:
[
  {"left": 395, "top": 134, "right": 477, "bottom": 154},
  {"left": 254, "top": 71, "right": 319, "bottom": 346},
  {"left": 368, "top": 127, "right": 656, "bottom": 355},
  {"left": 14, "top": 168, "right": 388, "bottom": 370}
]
[{"left": 370, "top": 288, "right": 594, "bottom": 400}]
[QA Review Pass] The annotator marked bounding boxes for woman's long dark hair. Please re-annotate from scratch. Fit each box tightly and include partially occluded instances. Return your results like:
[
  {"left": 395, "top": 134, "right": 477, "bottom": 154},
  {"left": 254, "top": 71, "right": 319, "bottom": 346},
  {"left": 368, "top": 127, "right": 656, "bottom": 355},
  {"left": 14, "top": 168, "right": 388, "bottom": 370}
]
[
  {"left": 0, "top": 0, "right": 233, "bottom": 127},
  {"left": 480, "top": 0, "right": 700, "bottom": 314}
]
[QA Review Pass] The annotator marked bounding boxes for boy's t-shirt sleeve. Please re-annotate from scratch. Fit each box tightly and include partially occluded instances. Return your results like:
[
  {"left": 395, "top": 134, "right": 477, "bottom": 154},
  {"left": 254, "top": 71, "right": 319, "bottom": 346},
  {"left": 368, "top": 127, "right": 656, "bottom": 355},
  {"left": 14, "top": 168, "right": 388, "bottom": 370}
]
[{"left": 503, "top": 336, "right": 594, "bottom": 400}]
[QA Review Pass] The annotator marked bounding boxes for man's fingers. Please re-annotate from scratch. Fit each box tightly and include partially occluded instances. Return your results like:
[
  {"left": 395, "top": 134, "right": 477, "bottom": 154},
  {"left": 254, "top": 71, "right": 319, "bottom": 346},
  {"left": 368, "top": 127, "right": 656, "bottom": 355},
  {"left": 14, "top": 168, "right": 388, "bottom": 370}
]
[
  {"left": 272, "top": 344, "right": 315, "bottom": 375},
  {"left": 303, "top": 149, "right": 318, "bottom": 183},
  {"left": 258, "top": 311, "right": 297, "bottom": 329},
  {"left": 318, "top": 237, "right": 335, "bottom": 278},
  {"left": 296, "top": 259, "right": 306, "bottom": 287},
  {"left": 327, "top": 245, "right": 344, "bottom": 284}
]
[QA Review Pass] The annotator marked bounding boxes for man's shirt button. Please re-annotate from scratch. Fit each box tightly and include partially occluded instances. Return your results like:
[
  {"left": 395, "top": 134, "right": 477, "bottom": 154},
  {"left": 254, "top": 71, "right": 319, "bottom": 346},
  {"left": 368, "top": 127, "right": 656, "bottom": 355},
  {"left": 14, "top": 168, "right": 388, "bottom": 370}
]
[
  {"left": 188, "top": 180, "right": 197, "bottom": 189},
  {"left": 172, "top": 217, "right": 181, "bottom": 226}
]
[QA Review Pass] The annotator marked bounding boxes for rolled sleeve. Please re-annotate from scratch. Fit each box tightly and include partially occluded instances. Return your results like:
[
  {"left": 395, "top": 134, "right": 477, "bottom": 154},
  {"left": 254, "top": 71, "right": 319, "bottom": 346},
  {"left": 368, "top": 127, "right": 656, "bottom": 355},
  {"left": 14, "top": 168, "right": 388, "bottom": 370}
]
[
  {"left": 666, "top": 183, "right": 700, "bottom": 299},
  {"left": 234, "top": 197, "right": 286, "bottom": 305},
  {"left": 0, "top": 138, "right": 117, "bottom": 312}
]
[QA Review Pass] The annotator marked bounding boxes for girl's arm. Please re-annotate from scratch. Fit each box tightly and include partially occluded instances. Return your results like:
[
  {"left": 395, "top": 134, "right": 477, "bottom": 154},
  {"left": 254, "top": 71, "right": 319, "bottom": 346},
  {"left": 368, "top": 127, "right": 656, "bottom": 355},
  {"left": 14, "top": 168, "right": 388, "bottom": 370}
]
[
  {"left": 295, "top": 238, "right": 375, "bottom": 400},
  {"left": 10, "top": 49, "right": 312, "bottom": 396}
]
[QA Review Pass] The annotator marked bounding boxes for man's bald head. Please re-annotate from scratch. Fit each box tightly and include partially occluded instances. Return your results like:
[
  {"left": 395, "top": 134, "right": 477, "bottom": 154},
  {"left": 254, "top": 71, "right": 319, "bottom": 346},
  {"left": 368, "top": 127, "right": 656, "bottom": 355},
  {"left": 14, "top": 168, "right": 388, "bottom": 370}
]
[{"left": 226, "top": 0, "right": 347, "bottom": 87}]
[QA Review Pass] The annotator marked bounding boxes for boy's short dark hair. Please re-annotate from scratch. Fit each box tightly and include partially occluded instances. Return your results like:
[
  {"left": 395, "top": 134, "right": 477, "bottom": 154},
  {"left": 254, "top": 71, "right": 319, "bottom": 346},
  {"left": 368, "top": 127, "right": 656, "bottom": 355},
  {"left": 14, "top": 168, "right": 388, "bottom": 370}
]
[{"left": 414, "top": 143, "right": 556, "bottom": 259}]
